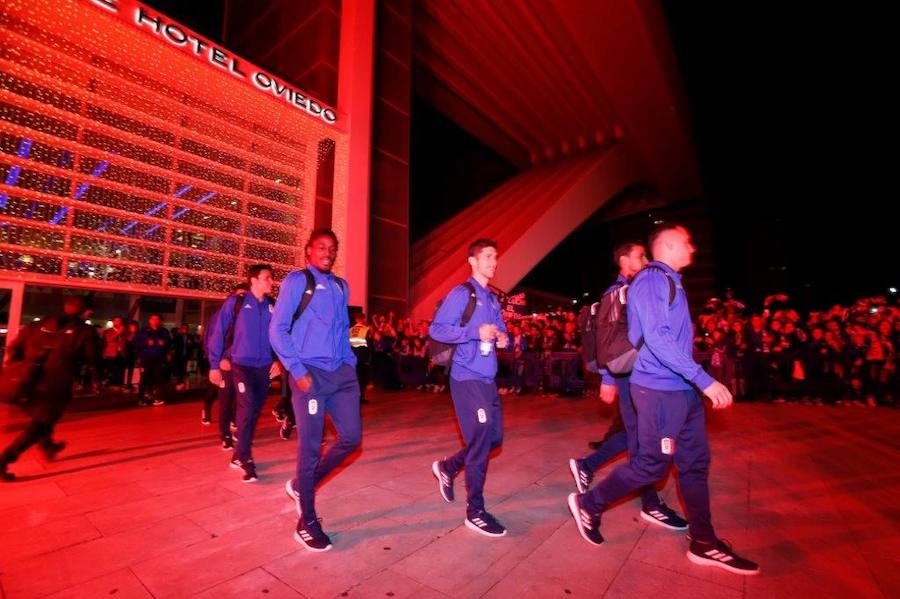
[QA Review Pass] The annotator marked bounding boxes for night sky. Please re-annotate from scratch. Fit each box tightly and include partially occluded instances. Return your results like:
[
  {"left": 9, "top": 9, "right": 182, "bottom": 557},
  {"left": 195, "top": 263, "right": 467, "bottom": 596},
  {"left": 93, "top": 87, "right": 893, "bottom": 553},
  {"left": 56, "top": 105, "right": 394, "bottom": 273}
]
[
  {"left": 494, "top": 3, "right": 894, "bottom": 311},
  {"left": 144, "top": 1, "right": 895, "bottom": 312},
  {"left": 655, "top": 2, "right": 894, "bottom": 310}
]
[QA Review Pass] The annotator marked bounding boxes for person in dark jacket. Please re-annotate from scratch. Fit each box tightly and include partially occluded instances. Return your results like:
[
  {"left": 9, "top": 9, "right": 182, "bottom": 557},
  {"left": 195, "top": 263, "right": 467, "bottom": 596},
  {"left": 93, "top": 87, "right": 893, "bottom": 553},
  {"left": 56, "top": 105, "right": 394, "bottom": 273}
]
[
  {"left": 135, "top": 314, "right": 171, "bottom": 406},
  {"left": 200, "top": 309, "right": 219, "bottom": 426},
  {"left": 171, "top": 323, "right": 190, "bottom": 391},
  {"left": 123, "top": 320, "right": 139, "bottom": 391},
  {"left": 1, "top": 294, "right": 98, "bottom": 481}
]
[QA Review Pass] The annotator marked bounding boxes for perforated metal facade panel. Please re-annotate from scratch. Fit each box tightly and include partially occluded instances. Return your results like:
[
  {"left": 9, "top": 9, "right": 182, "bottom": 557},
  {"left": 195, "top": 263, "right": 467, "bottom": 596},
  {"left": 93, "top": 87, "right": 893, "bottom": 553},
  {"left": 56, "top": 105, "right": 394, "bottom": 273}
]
[{"left": 0, "top": 0, "right": 345, "bottom": 298}]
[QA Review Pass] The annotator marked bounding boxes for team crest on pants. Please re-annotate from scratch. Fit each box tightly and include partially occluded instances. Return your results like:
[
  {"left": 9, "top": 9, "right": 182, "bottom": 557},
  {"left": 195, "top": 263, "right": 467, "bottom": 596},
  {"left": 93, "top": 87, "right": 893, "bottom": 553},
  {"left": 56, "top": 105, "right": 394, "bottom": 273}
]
[
  {"left": 477, "top": 408, "right": 487, "bottom": 423},
  {"left": 661, "top": 437, "right": 674, "bottom": 455},
  {"left": 237, "top": 382, "right": 246, "bottom": 394},
  {"left": 309, "top": 399, "right": 318, "bottom": 415}
]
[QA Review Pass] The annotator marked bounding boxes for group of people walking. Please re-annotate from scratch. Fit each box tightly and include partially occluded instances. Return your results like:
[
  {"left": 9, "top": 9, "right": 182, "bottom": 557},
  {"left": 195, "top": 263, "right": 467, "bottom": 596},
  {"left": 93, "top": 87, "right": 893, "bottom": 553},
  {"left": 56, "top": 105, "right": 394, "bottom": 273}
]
[{"left": 1, "top": 224, "right": 758, "bottom": 575}]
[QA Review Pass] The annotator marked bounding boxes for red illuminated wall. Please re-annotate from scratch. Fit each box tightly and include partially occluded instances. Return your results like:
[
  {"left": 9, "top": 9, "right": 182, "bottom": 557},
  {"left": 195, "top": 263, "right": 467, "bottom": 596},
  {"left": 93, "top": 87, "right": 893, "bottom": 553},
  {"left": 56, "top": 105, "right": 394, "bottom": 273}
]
[
  {"left": 0, "top": 0, "right": 346, "bottom": 299},
  {"left": 224, "top": 0, "right": 410, "bottom": 315}
]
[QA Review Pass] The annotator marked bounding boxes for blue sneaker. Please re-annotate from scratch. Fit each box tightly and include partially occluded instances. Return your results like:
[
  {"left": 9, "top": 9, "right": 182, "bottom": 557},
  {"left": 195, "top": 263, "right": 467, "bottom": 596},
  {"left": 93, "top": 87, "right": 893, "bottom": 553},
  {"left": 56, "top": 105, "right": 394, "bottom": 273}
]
[
  {"left": 465, "top": 510, "right": 507, "bottom": 537},
  {"left": 568, "top": 458, "right": 592, "bottom": 494},
  {"left": 295, "top": 518, "right": 332, "bottom": 552},
  {"left": 432, "top": 459, "right": 454, "bottom": 503},
  {"left": 688, "top": 539, "right": 760, "bottom": 575},
  {"left": 567, "top": 493, "right": 603, "bottom": 547},
  {"left": 641, "top": 502, "right": 689, "bottom": 531},
  {"left": 285, "top": 478, "right": 301, "bottom": 516}
]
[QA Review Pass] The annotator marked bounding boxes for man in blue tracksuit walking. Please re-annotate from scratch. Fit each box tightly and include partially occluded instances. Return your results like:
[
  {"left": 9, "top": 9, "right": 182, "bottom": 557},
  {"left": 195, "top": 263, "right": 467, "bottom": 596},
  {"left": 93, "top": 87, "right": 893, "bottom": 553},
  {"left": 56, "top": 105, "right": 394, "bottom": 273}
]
[
  {"left": 430, "top": 238, "right": 510, "bottom": 538},
  {"left": 202, "top": 283, "right": 249, "bottom": 450},
  {"left": 567, "top": 224, "right": 759, "bottom": 575},
  {"left": 568, "top": 242, "right": 688, "bottom": 532},
  {"left": 270, "top": 228, "right": 360, "bottom": 553},
  {"left": 208, "top": 264, "right": 278, "bottom": 483}
]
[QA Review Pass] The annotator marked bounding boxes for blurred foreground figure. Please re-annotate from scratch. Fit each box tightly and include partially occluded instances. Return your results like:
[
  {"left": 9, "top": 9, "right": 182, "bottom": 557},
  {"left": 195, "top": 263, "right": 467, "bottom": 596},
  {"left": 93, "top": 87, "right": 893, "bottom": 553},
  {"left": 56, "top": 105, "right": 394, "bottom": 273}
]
[{"left": 1, "top": 294, "right": 98, "bottom": 481}]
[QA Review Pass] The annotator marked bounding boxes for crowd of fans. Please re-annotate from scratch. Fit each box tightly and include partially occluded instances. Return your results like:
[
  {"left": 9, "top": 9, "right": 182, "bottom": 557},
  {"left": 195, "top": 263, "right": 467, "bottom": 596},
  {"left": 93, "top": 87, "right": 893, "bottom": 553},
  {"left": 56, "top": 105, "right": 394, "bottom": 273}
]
[
  {"left": 77, "top": 314, "right": 206, "bottom": 404},
  {"left": 75, "top": 291, "right": 897, "bottom": 408},
  {"left": 362, "top": 290, "right": 898, "bottom": 407},
  {"left": 693, "top": 293, "right": 898, "bottom": 407}
]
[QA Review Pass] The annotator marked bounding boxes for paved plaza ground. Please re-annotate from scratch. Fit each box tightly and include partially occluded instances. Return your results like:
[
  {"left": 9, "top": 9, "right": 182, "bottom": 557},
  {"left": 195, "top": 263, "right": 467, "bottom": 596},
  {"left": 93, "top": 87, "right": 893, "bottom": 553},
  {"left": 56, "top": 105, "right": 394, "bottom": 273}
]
[{"left": 1, "top": 389, "right": 898, "bottom": 598}]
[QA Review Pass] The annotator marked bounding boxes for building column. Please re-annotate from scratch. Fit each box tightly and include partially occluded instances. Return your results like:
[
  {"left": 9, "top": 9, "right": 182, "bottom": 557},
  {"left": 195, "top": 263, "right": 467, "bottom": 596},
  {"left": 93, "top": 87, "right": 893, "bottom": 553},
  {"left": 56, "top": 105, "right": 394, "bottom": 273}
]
[
  {"left": 2, "top": 280, "right": 25, "bottom": 343},
  {"left": 336, "top": 0, "right": 375, "bottom": 310}
]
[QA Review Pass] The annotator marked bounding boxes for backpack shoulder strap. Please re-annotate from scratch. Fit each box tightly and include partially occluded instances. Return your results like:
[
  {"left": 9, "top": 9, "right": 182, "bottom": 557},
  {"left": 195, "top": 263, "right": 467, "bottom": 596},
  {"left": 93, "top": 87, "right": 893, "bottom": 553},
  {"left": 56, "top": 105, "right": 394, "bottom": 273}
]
[
  {"left": 223, "top": 292, "right": 245, "bottom": 351},
  {"left": 442, "top": 282, "right": 479, "bottom": 374},
  {"left": 642, "top": 265, "right": 676, "bottom": 306},
  {"left": 231, "top": 292, "right": 245, "bottom": 318},
  {"left": 630, "top": 267, "right": 676, "bottom": 354},
  {"left": 459, "top": 281, "right": 478, "bottom": 327},
  {"left": 290, "top": 269, "right": 317, "bottom": 331}
]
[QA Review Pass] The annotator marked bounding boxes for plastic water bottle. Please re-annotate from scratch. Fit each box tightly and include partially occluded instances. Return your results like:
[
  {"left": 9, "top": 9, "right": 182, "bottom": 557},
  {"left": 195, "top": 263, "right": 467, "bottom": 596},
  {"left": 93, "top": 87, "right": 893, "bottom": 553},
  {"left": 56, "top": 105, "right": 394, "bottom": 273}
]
[{"left": 480, "top": 340, "right": 493, "bottom": 356}]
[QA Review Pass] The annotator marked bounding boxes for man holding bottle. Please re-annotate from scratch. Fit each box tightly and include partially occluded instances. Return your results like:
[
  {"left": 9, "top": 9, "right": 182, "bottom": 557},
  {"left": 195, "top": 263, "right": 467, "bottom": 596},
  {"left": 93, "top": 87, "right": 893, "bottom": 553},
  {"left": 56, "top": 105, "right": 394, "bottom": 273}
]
[{"left": 429, "top": 238, "right": 510, "bottom": 538}]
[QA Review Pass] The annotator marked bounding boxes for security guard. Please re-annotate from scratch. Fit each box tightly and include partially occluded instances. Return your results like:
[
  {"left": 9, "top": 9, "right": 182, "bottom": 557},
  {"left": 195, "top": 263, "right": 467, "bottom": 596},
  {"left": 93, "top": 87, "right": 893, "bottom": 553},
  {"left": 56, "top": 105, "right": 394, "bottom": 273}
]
[{"left": 349, "top": 312, "right": 373, "bottom": 404}]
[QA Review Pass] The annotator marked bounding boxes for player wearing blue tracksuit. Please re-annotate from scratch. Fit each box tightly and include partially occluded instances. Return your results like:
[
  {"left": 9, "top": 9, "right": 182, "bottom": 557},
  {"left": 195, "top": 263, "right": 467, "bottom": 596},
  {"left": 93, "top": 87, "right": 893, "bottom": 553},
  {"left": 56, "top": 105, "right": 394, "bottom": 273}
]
[
  {"left": 567, "top": 225, "right": 759, "bottom": 576},
  {"left": 270, "top": 229, "right": 359, "bottom": 553},
  {"left": 208, "top": 265, "right": 276, "bottom": 483},
  {"left": 569, "top": 260, "right": 687, "bottom": 531},
  {"left": 430, "top": 238, "right": 510, "bottom": 538}
]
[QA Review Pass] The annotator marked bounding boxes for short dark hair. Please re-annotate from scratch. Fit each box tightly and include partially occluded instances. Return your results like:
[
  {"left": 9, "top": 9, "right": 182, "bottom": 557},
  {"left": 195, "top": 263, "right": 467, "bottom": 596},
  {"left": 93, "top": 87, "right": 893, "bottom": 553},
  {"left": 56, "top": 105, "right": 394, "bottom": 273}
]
[
  {"left": 468, "top": 238, "right": 497, "bottom": 258},
  {"left": 306, "top": 228, "right": 338, "bottom": 249},
  {"left": 613, "top": 242, "right": 642, "bottom": 266},
  {"left": 648, "top": 222, "right": 684, "bottom": 252},
  {"left": 246, "top": 263, "right": 272, "bottom": 282}
]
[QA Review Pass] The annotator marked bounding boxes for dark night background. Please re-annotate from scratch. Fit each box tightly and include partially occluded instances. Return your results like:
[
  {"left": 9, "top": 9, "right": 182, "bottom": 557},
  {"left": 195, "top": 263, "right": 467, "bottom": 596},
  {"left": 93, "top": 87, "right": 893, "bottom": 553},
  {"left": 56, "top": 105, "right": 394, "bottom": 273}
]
[
  {"left": 413, "top": 3, "right": 895, "bottom": 312},
  {"left": 146, "top": 1, "right": 895, "bottom": 312}
]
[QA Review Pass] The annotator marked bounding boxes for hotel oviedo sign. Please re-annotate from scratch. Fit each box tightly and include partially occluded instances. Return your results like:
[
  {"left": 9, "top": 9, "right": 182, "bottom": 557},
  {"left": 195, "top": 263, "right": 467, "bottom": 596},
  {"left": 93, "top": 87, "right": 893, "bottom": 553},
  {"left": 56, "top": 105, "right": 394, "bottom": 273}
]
[{"left": 88, "top": 0, "right": 338, "bottom": 125}]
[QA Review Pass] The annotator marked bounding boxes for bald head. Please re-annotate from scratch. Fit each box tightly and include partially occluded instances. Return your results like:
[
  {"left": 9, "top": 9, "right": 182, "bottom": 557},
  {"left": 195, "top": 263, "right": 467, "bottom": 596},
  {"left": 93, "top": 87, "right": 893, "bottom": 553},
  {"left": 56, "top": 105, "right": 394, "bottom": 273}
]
[{"left": 649, "top": 224, "right": 695, "bottom": 271}]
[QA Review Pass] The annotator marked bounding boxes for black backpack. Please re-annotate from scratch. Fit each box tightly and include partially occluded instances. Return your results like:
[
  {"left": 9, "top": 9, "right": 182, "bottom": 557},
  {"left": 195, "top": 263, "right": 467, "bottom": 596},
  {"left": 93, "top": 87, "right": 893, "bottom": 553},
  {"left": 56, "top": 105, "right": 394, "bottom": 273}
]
[
  {"left": 428, "top": 282, "right": 478, "bottom": 371},
  {"left": 589, "top": 266, "right": 676, "bottom": 375},
  {"left": 577, "top": 303, "right": 599, "bottom": 372}
]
